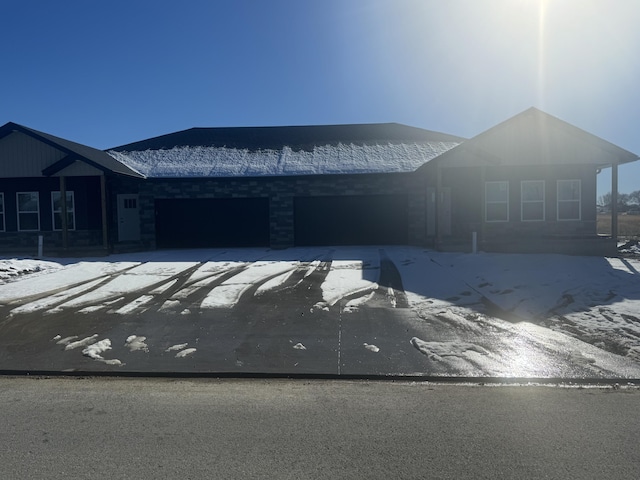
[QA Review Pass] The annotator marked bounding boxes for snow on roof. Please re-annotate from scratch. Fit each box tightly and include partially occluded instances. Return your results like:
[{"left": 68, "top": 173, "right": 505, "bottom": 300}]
[{"left": 107, "top": 141, "right": 460, "bottom": 178}]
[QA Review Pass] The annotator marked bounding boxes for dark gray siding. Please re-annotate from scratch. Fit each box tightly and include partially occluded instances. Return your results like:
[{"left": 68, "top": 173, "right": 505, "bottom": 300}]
[
  {"left": 110, "top": 172, "right": 428, "bottom": 249},
  {"left": 442, "top": 164, "right": 599, "bottom": 241},
  {"left": 0, "top": 176, "right": 104, "bottom": 252}
]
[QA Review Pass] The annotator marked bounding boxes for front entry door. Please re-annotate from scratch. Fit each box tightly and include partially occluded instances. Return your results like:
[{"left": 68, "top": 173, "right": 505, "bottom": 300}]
[{"left": 117, "top": 194, "right": 141, "bottom": 242}]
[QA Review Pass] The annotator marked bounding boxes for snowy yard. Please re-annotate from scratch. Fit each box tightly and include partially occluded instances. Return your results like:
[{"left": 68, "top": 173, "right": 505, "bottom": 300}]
[{"left": 0, "top": 245, "right": 639, "bottom": 378}]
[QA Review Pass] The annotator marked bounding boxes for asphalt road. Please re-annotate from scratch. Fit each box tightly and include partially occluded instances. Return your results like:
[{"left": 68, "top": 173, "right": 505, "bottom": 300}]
[{"left": 1, "top": 377, "right": 639, "bottom": 479}]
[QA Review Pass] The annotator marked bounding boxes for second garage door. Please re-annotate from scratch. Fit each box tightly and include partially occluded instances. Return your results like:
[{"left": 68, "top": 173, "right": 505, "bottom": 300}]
[
  {"left": 155, "top": 198, "right": 269, "bottom": 248},
  {"left": 294, "top": 194, "right": 408, "bottom": 246}
]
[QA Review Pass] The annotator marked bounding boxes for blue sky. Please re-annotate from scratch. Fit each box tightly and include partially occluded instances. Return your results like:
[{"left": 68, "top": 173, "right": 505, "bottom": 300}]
[{"left": 2, "top": 0, "right": 639, "bottom": 195}]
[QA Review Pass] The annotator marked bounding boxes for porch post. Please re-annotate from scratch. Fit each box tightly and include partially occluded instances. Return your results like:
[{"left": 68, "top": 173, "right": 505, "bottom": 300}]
[
  {"left": 59, "top": 176, "right": 68, "bottom": 250},
  {"left": 611, "top": 162, "right": 618, "bottom": 243},
  {"left": 101, "top": 175, "right": 109, "bottom": 250}
]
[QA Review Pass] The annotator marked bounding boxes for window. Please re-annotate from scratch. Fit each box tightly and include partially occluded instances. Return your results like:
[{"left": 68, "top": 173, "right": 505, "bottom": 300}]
[
  {"left": 52, "top": 191, "right": 75, "bottom": 230},
  {"left": 0, "top": 193, "right": 4, "bottom": 231},
  {"left": 557, "top": 180, "right": 581, "bottom": 220},
  {"left": 124, "top": 197, "right": 137, "bottom": 209},
  {"left": 17, "top": 192, "right": 40, "bottom": 231},
  {"left": 485, "top": 181, "right": 509, "bottom": 222},
  {"left": 521, "top": 181, "right": 545, "bottom": 221}
]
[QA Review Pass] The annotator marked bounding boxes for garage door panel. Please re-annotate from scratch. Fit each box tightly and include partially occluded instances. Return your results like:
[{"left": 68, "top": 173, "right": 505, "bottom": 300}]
[
  {"left": 155, "top": 198, "right": 269, "bottom": 248},
  {"left": 294, "top": 195, "right": 408, "bottom": 246}
]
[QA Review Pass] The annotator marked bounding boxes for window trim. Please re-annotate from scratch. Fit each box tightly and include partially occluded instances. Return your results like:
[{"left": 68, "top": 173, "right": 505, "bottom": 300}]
[
  {"left": 485, "top": 181, "right": 509, "bottom": 223},
  {"left": 51, "top": 191, "right": 76, "bottom": 231},
  {"left": 521, "top": 180, "right": 545, "bottom": 222},
  {"left": 0, "top": 193, "right": 5, "bottom": 232},
  {"left": 557, "top": 179, "right": 581, "bottom": 221},
  {"left": 16, "top": 191, "right": 40, "bottom": 232}
]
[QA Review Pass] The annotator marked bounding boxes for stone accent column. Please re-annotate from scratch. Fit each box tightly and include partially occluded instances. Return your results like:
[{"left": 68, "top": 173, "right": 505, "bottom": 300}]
[{"left": 270, "top": 194, "right": 294, "bottom": 248}]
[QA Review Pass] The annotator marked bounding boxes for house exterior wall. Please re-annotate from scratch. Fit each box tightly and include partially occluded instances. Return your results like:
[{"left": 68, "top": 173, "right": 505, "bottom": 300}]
[
  {"left": 0, "top": 176, "right": 105, "bottom": 252},
  {"left": 0, "top": 131, "right": 66, "bottom": 177},
  {"left": 109, "top": 172, "right": 428, "bottom": 249},
  {"left": 442, "top": 164, "right": 598, "bottom": 242}
]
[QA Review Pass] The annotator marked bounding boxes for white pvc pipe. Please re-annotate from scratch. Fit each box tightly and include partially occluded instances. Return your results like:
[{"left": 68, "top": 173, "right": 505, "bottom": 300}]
[
  {"left": 472, "top": 231, "right": 477, "bottom": 254},
  {"left": 38, "top": 235, "right": 43, "bottom": 258}
]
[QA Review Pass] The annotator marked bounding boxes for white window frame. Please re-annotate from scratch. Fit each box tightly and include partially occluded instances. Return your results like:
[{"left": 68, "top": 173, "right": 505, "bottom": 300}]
[
  {"left": 51, "top": 191, "right": 76, "bottom": 231},
  {"left": 17, "top": 191, "right": 40, "bottom": 231},
  {"left": 0, "top": 193, "right": 5, "bottom": 232},
  {"left": 521, "top": 180, "right": 545, "bottom": 222},
  {"left": 557, "top": 180, "right": 581, "bottom": 221},
  {"left": 485, "top": 181, "right": 509, "bottom": 222}
]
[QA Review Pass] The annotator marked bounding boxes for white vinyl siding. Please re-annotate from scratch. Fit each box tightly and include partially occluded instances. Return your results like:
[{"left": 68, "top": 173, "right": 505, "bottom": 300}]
[
  {"left": 521, "top": 181, "right": 545, "bottom": 221},
  {"left": 17, "top": 192, "right": 40, "bottom": 231},
  {"left": 557, "top": 180, "right": 581, "bottom": 221},
  {"left": 52, "top": 191, "right": 75, "bottom": 230},
  {"left": 485, "top": 181, "right": 509, "bottom": 222}
]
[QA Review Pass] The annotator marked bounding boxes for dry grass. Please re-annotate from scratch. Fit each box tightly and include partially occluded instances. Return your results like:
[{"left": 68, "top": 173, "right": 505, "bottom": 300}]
[{"left": 597, "top": 214, "right": 640, "bottom": 238}]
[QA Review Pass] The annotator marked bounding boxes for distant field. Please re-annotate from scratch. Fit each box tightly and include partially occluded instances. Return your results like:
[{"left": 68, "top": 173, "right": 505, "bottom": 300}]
[{"left": 597, "top": 214, "right": 640, "bottom": 237}]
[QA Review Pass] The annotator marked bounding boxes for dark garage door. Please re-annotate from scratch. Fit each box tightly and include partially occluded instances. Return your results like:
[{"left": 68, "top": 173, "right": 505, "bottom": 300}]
[
  {"left": 155, "top": 198, "right": 269, "bottom": 248},
  {"left": 294, "top": 195, "right": 408, "bottom": 246}
]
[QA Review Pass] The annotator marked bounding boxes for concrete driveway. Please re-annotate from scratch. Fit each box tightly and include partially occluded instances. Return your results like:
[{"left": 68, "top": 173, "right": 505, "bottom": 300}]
[
  {"left": 1, "top": 246, "right": 639, "bottom": 378},
  {"left": 0, "top": 247, "right": 427, "bottom": 374}
]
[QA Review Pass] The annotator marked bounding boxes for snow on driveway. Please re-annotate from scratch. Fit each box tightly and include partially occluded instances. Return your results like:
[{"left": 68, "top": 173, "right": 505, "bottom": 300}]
[
  {"left": 1, "top": 246, "right": 639, "bottom": 376},
  {"left": 321, "top": 247, "right": 380, "bottom": 306},
  {"left": 201, "top": 260, "right": 297, "bottom": 308},
  {"left": 0, "top": 259, "right": 139, "bottom": 303}
]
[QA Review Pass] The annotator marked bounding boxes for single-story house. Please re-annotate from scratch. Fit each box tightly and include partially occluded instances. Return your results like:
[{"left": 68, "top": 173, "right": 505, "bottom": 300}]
[{"left": 0, "top": 108, "right": 637, "bottom": 256}]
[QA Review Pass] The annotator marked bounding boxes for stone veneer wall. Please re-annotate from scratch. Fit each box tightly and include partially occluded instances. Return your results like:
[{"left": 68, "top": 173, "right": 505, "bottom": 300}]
[
  {"left": 0, "top": 230, "right": 103, "bottom": 252},
  {"left": 112, "top": 172, "right": 429, "bottom": 249}
]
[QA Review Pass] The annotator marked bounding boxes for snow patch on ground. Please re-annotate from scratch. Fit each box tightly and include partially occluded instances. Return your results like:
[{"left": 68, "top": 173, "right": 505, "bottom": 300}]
[
  {"left": 201, "top": 261, "right": 295, "bottom": 307},
  {"left": 255, "top": 269, "right": 296, "bottom": 295},
  {"left": 125, "top": 335, "right": 149, "bottom": 352},
  {"left": 321, "top": 255, "right": 379, "bottom": 306},
  {"left": 0, "top": 260, "right": 140, "bottom": 303},
  {"left": 65, "top": 335, "right": 99, "bottom": 350},
  {"left": 175, "top": 348, "right": 196, "bottom": 358},
  {"left": 166, "top": 343, "right": 189, "bottom": 352},
  {"left": 619, "top": 239, "right": 640, "bottom": 256},
  {"left": 81, "top": 339, "right": 123, "bottom": 366},
  {"left": 411, "top": 337, "right": 489, "bottom": 361},
  {"left": 55, "top": 335, "right": 77, "bottom": 345},
  {"left": 112, "top": 295, "right": 154, "bottom": 315},
  {"left": 312, "top": 302, "right": 329, "bottom": 312},
  {"left": 0, "top": 258, "right": 62, "bottom": 283},
  {"left": 344, "top": 292, "right": 375, "bottom": 313}
]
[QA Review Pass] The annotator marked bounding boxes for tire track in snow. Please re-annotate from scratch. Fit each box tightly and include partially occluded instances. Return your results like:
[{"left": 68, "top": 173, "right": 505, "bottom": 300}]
[
  {"left": 156, "top": 264, "right": 251, "bottom": 313},
  {"left": 230, "top": 252, "right": 335, "bottom": 369},
  {"left": 0, "top": 263, "right": 143, "bottom": 318}
]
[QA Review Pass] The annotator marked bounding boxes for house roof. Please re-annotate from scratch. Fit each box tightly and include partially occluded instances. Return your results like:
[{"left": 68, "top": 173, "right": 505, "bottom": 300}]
[
  {"left": 0, "top": 122, "right": 144, "bottom": 178},
  {"left": 109, "top": 123, "right": 464, "bottom": 152},
  {"left": 108, "top": 123, "right": 464, "bottom": 178},
  {"left": 432, "top": 107, "right": 639, "bottom": 169}
]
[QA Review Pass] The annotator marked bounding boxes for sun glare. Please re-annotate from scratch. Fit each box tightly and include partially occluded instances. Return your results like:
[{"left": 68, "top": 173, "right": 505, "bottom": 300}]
[{"left": 537, "top": 0, "right": 548, "bottom": 107}]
